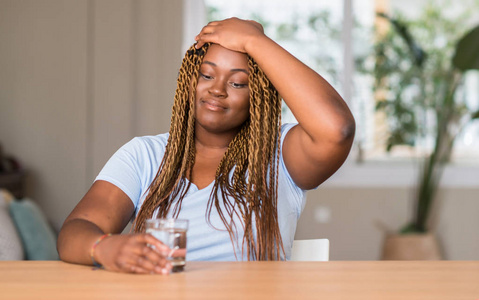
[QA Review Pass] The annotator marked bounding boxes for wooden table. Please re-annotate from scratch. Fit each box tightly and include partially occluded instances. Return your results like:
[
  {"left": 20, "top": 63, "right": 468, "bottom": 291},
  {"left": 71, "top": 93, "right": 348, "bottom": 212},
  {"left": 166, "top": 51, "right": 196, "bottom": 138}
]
[{"left": 1, "top": 261, "right": 478, "bottom": 299}]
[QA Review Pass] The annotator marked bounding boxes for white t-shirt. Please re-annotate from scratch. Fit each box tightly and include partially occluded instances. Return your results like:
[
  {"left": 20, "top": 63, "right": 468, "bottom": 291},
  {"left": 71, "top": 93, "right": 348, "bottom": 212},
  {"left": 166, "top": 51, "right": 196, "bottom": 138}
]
[{"left": 96, "top": 123, "right": 306, "bottom": 261}]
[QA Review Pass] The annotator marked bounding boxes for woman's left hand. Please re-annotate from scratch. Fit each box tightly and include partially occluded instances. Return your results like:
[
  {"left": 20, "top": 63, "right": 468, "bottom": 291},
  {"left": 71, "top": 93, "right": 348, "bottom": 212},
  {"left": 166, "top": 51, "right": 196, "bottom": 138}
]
[{"left": 195, "top": 17, "right": 264, "bottom": 53}]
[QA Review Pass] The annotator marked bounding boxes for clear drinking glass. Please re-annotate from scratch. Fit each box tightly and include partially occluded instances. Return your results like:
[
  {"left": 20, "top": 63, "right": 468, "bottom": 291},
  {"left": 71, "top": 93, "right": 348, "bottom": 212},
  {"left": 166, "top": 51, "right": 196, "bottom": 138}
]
[{"left": 145, "top": 218, "right": 189, "bottom": 272}]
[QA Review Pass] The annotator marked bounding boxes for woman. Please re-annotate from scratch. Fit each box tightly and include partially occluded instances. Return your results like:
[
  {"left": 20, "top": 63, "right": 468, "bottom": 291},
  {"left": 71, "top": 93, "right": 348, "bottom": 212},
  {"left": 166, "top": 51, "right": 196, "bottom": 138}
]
[{"left": 57, "top": 18, "right": 355, "bottom": 274}]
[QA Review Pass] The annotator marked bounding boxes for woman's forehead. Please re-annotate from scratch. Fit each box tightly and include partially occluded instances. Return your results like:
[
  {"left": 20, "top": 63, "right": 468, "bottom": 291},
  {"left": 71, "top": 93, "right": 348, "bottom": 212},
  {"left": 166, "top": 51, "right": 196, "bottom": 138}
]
[{"left": 203, "top": 44, "right": 249, "bottom": 70}]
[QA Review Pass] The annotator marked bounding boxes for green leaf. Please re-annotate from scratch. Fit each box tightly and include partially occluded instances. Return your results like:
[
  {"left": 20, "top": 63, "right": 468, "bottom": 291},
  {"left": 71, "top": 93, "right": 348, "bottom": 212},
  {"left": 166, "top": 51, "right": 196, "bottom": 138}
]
[
  {"left": 452, "top": 24, "right": 479, "bottom": 71},
  {"left": 377, "top": 12, "right": 427, "bottom": 67},
  {"left": 399, "top": 223, "right": 425, "bottom": 234},
  {"left": 375, "top": 100, "right": 390, "bottom": 110}
]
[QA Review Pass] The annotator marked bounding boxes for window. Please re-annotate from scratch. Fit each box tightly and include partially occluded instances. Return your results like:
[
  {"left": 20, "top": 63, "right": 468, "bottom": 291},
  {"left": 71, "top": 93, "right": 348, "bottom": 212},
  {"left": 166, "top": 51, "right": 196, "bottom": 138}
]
[
  {"left": 205, "top": 0, "right": 345, "bottom": 124},
  {"left": 204, "top": 0, "right": 479, "bottom": 184},
  {"left": 354, "top": 0, "right": 479, "bottom": 164}
]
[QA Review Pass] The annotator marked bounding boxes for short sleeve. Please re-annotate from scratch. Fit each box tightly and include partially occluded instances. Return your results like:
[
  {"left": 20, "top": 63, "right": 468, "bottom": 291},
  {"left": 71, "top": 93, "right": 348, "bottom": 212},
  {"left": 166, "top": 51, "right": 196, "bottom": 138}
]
[
  {"left": 95, "top": 138, "right": 145, "bottom": 206},
  {"left": 95, "top": 134, "right": 168, "bottom": 209},
  {"left": 278, "top": 123, "right": 307, "bottom": 217}
]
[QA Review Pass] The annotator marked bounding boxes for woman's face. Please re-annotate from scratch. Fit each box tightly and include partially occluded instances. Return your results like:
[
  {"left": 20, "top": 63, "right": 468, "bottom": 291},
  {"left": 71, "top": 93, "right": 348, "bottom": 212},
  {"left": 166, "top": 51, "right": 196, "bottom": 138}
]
[{"left": 194, "top": 44, "right": 250, "bottom": 135}]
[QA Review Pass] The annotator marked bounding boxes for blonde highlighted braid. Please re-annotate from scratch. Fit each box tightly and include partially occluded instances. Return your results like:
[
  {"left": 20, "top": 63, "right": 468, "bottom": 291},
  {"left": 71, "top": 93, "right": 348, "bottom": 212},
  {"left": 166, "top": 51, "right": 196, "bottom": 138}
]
[{"left": 133, "top": 43, "right": 283, "bottom": 260}]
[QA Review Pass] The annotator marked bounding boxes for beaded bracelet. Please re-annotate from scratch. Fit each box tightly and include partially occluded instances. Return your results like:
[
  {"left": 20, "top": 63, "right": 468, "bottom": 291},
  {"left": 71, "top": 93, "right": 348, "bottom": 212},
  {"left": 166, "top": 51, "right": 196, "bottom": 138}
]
[{"left": 90, "top": 233, "right": 112, "bottom": 268}]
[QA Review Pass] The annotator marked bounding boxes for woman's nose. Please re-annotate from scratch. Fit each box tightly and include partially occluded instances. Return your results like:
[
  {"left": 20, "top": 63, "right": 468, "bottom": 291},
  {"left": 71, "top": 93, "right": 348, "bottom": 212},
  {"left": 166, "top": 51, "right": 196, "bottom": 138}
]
[{"left": 208, "top": 80, "right": 227, "bottom": 98}]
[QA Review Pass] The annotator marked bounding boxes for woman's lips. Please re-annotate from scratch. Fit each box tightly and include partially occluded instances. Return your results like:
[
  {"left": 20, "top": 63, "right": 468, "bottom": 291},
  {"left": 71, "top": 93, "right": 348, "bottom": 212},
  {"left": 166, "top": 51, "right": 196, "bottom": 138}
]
[{"left": 201, "top": 99, "right": 227, "bottom": 111}]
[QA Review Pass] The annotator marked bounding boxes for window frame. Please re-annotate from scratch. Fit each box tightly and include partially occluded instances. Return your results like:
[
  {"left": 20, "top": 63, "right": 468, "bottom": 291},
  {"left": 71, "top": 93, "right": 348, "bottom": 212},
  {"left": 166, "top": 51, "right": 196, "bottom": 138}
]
[{"left": 197, "top": 0, "right": 479, "bottom": 188}]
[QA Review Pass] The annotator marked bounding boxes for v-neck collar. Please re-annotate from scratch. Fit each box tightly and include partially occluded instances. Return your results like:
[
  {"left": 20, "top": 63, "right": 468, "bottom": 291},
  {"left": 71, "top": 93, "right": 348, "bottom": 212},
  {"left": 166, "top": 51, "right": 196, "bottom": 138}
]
[{"left": 185, "top": 178, "right": 215, "bottom": 193}]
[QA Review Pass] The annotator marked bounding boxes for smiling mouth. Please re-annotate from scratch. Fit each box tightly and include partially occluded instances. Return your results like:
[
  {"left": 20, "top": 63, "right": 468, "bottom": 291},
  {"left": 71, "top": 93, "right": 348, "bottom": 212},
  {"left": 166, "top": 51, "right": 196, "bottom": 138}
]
[{"left": 201, "top": 99, "right": 227, "bottom": 111}]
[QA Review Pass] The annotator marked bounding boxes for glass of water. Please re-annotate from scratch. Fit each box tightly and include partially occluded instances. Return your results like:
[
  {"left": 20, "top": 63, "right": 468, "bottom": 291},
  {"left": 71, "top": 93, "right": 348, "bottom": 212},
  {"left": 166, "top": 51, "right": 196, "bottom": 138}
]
[{"left": 146, "top": 218, "right": 189, "bottom": 272}]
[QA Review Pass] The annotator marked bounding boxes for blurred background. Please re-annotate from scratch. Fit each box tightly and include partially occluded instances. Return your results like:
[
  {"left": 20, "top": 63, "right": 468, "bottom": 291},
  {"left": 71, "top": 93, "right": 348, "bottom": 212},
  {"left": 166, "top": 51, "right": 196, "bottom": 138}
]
[{"left": 1, "top": 0, "right": 478, "bottom": 261}]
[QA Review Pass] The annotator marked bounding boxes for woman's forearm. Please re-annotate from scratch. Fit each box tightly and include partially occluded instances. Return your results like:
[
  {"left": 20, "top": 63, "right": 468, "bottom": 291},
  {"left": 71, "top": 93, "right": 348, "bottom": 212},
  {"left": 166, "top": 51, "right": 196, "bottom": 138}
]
[{"left": 57, "top": 218, "right": 105, "bottom": 265}]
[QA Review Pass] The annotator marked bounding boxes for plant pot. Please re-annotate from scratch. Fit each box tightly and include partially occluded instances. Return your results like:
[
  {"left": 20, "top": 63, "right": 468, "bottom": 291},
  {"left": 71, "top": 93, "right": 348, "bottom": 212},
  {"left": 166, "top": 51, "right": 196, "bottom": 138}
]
[{"left": 381, "top": 233, "right": 442, "bottom": 260}]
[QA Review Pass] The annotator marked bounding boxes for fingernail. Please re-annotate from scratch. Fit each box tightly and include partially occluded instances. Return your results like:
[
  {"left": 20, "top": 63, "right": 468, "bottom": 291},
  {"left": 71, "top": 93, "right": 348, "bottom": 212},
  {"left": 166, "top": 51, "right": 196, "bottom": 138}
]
[
  {"left": 161, "top": 268, "right": 170, "bottom": 275},
  {"left": 155, "top": 266, "right": 163, "bottom": 273},
  {"left": 156, "top": 246, "right": 169, "bottom": 255}
]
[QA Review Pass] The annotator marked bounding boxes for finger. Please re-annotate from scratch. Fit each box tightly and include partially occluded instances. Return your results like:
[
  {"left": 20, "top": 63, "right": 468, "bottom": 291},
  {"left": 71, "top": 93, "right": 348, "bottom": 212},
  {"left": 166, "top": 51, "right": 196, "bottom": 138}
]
[
  {"left": 139, "top": 244, "right": 171, "bottom": 272},
  {"left": 117, "top": 260, "right": 150, "bottom": 274},
  {"left": 195, "top": 33, "right": 217, "bottom": 49},
  {"left": 162, "top": 262, "right": 173, "bottom": 275},
  {"left": 110, "top": 236, "right": 165, "bottom": 274},
  {"left": 207, "top": 20, "right": 219, "bottom": 26},
  {"left": 118, "top": 252, "right": 164, "bottom": 275},
  {"left": 169, "top": 248, "right": 187, "bottom": 259},
  {"left": 195, "top": 22, "right": 220, "bottom": 48},
  {"left": 134, "top": 251, "right": 171, "bottom": 275},
  {"left": 135, "top": 253, "right": 158, "bottom": 273},
  {"left": 142, "top": 244, "right": 168, "bottom": 264},
  {"left": 195, "top": 40, "right": 203, "bottom": 49},
  {"left": 137, "top": 235, "right": 172, "bottom": 273},
  {"left": 196, "top": 24, "right": 216, "bottom": 39},
  {"left": 203, "top": 21, "right": 220, "bottom": 31},
  {"left": 142, "top": 234, "right": 170, "bottom": 254},
  {"left": 130, "top": 264, "right": 149, "bottom": 274},
  {"left": 139, "top": 254, "right": 171, "bottom": 275},
  {"left": 250, "top": 20, "right": 264, "bottom": 33}
]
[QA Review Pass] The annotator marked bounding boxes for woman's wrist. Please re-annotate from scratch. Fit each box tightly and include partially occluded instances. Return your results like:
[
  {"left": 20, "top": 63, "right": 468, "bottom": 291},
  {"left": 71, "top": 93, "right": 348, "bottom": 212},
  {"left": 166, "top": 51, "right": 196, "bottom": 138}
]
[
  {"left": 244, "top": 33, "right": 270, "bottom": 57},
  {"left": 90, "top": 233, "right": 112, "bottom": 268}
]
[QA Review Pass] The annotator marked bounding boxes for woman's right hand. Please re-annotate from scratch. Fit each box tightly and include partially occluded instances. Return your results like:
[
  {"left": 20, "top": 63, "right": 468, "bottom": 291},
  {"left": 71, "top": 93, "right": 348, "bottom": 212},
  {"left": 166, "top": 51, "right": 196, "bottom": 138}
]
[
  {"left": 57, "top": 181, "right": 173, "bottom": 274},
  {"left": 195, "top": 17, "right": 265, "bottom": 53},
  {"left": 93, "top": 233, "right": 172, "bottom": 274}
]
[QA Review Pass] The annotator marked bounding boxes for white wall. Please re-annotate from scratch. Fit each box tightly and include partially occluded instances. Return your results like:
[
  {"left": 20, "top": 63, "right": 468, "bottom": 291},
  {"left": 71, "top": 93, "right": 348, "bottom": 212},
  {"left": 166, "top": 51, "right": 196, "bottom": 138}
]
[
  {"left": 0, "top": 0, "right": 183, "bottom": 230},
  {"left": 295, "top": 186, "right": 479, "bottom": 260}
]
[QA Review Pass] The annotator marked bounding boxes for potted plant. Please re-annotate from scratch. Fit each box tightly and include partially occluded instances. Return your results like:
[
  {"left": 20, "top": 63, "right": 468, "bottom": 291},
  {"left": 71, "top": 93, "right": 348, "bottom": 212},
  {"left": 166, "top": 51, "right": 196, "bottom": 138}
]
[{"left": 358, "top": 4, "right": 479, "bottom": 259}]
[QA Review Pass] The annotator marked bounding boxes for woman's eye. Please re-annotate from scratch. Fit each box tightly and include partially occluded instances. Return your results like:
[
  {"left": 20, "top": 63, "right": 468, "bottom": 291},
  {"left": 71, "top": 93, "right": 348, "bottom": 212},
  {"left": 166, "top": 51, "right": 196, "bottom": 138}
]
[
  {"left": 231, "top": 82, "right": 248, "bottom": 89},
  {"left": 200, "top": 72, "right": 213, "bottom": 80}
]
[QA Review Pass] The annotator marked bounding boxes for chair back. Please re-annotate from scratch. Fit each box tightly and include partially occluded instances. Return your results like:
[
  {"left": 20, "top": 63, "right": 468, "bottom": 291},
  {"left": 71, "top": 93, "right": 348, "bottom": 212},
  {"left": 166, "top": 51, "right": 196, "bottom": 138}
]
[{"left": 291, "top": 239, "right": 329, "bottom": 261}]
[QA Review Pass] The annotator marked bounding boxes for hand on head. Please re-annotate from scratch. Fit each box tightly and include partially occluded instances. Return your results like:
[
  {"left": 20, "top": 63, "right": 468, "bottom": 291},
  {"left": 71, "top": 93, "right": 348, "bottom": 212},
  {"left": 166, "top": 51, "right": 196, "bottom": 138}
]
[{"left": 195, "top": 17, "right": 264, "bottom": 53}]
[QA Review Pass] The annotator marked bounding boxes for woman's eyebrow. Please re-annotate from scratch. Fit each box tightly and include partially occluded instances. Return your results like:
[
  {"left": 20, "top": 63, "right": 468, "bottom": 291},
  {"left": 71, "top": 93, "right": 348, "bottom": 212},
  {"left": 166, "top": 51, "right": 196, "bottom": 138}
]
[{"left": 203, "top": 61, "right": 248, "bottom": 74}]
